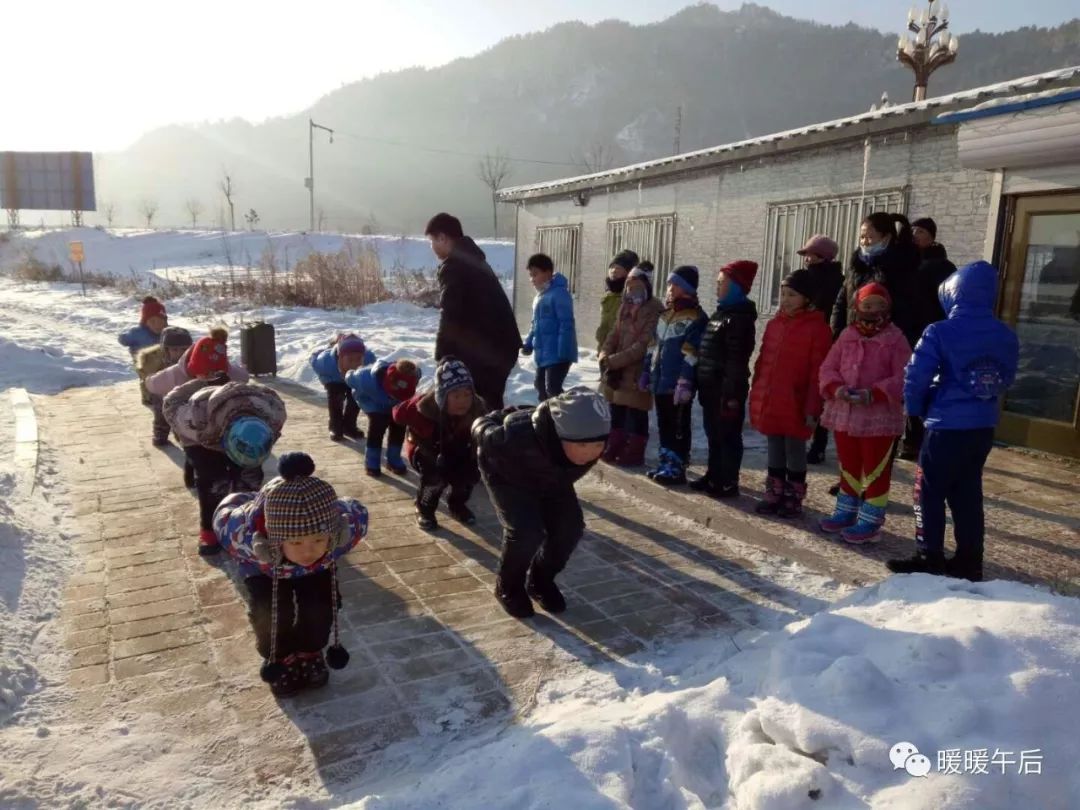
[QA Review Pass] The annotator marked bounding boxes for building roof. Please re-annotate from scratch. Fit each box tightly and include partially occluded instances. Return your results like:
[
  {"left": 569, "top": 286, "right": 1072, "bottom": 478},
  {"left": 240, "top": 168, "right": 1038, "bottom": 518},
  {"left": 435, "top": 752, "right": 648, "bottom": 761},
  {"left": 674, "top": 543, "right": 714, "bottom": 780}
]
[
  {"left": 498, "top": 65, "right": 1080, "bottom": 202},
  {"left": 933, "top": 85, "right": 1080, "bottom": 124}
]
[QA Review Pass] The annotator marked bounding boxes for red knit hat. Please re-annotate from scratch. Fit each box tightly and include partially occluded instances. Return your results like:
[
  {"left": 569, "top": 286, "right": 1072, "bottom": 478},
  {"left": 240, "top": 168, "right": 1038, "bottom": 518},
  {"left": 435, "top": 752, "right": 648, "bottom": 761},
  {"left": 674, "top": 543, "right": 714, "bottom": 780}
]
[
  {"left": 187, "top": 336, "right": 229, "bottom": 378},
  {"left": 382, "top": 360, "right": 420, "bottom": 401},
  {"left": 856, "top": 282, "right": 892, "bottom": 309},
  {"left": 140, "top": 296, "right": 167, "bottom": 326},
  {"left": 719, "top": 260, "right": 758, "bottom": 293}
]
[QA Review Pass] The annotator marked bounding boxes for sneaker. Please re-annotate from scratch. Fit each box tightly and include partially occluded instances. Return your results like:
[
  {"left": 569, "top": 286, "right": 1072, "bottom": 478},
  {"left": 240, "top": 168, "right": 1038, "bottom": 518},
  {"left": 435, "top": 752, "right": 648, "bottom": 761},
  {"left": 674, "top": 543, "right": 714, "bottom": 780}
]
[
  {"left": 387, "top": 462, "right": 408, "bottom": 476},
  {"left": 526, "top": 577, "right": 567, "bottom": 614},
  {"left": 364, "top": 467, "right": 382, "bottom": 478},
  {"left": 342, "top": 426, "right": 365, "bottom": 440},
  {"left": 493, "top": 580, "right": 534, "bottom": 619},
  {"left": 448, "top": 504, "right": 476, "bottom": 525},
  {"left": 713, "top": 482, "right": 741, "bottom": 499},
  {"left": 886, "top": 551, "right": 946, "bottom": 575},
  {"left": 297, "top": 652, "right": 330, "bottom": 689},
  {"left": 329, "top": 431, "right": 345, "bottom": 442},
  {"left": 151, "top": 436, "right": 170, "bottom": 447},
  {"left": 198, "top": 528, "right": 221, "bottom": 556},
  {"left": 688, "top": 475, "right": 713, "bottom": 492}
]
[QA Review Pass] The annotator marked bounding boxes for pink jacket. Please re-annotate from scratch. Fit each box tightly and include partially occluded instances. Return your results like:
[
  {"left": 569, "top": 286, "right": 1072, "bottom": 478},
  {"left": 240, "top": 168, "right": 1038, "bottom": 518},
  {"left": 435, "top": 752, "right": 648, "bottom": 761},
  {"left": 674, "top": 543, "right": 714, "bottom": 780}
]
[
  {"left": 146, "top": 346, "right": 249, "bottom": 397},
  {"left": 819, "top": 323, "right": 911, "bottom": 438}
]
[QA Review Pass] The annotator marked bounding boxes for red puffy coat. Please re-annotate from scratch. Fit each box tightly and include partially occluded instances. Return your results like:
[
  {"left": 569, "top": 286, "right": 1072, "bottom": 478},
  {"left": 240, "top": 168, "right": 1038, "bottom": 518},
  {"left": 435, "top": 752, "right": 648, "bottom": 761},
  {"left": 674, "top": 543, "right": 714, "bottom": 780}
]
[{"left": 749, "top": 308, "right": 832, "bottom": 440}]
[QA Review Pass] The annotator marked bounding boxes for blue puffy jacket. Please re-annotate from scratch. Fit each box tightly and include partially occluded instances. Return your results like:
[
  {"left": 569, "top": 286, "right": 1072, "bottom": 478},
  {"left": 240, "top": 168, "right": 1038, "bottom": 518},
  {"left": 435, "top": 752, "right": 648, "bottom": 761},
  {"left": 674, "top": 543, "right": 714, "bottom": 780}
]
[
  {"left": 118, "top": 325, "right": 161, "bottom": 357},
  {"left": 346, "top": 360, "right": 398, "bottom": 414},
  {"left": 648, "top": 305, "right": 708, "bottom": 395},
  {"left": 904, "top": 261, "right": 1019, "bottom": 430},
  {"left": 524, "top": 273, "right": 577, "bottom": 369},
  {"left": 310, "top": 345, "right": 375, "bottom": 385}
]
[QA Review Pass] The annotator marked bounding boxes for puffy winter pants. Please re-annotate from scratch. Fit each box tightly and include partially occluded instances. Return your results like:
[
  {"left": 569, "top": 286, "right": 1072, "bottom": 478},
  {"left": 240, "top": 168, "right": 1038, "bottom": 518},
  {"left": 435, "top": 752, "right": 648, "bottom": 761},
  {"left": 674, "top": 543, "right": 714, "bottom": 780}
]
[
  {"left": 914, "top": 428, "right": 995, "bottom": 557},
  {"left": 324, "top": 382, "right": 360, "bottom": 436},
  {"left": 535, "top": 362, "right": 571, "bottom": 402},
  {"left": 366, "top": 411, "right": 405, "bottom": 451},
  {"left": 610, "top": 404, "right": 649, "bottom": 437},
  {"left": 414, "top": 448, "right": 479, "bottom": 511},
  {"left": 185, "top": 446, "right": 264, "bottom": 531},
  {"left": 834, "top": 432, "right": 897, "bottom": 507},
  {"left": 246, "top": 570, "right": 337, "bottom": 660},
  {"left": 655, "top": 393, "right": 693, "bottom": 462},
  {"left": 485, "top": 477, "right": 585, "bottom": 591},
  {"left": 699, "top": 392, "right": 745, "bottom": 488}
]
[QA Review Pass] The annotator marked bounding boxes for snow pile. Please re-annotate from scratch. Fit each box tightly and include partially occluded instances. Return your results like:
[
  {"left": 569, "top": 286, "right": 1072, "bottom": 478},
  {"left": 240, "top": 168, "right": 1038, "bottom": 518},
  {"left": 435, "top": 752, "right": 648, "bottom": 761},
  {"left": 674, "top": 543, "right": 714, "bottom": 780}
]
[
  {"left": 0, "top": 227, "right": 515, "bottom": 283},
  {"left": 349, "top": 576, "right": 1080, "bottom": 809}
]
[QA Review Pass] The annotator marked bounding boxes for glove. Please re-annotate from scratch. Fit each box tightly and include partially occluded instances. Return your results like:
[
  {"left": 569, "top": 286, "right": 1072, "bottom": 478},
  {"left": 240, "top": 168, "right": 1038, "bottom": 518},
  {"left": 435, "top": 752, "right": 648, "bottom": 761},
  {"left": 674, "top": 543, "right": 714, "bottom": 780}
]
[
  {"left": 638, "top": 370, "right": 651, "bottom": 391},
  {"left": 673, "top": 378, "right": 693, "bottom": 405},
  {"left": 521, "top": 345, "right": 533, "bottom": 357}
]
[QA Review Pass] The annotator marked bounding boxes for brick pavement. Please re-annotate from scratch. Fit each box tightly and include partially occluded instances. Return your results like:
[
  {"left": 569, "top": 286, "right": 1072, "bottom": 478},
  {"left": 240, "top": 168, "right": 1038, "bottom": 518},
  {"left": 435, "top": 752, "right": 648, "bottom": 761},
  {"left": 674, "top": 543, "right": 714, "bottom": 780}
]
[{"left": 38, "top": 380, "right": 837, "bottom": 799}]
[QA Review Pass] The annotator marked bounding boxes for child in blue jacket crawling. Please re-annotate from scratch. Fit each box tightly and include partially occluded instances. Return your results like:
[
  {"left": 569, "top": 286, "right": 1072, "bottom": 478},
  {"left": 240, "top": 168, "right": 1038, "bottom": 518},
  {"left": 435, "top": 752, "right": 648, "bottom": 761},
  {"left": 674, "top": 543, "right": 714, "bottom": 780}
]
[
  {"left": 346, "top": 358, "right": 421, "bottom": 476},
  {"left": 213, "top": 452, "right": 369, "bottom": 697},
  {"left": 309, "top": 333, "right": 376, "bottom": 441}
]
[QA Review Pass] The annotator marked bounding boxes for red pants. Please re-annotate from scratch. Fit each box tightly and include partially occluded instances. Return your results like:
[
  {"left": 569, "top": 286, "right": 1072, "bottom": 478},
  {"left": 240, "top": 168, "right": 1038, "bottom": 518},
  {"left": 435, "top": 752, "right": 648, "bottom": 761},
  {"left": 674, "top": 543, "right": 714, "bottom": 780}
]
[{"left": 833, "top": 432, "right": 897, "bottom": 507}]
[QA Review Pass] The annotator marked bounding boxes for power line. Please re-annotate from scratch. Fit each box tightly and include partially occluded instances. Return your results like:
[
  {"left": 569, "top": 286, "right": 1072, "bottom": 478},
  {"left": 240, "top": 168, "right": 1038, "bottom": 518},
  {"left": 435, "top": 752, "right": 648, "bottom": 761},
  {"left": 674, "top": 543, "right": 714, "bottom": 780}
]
[{"left": 329, "top": 127, "right": 582, "bottom": 168}]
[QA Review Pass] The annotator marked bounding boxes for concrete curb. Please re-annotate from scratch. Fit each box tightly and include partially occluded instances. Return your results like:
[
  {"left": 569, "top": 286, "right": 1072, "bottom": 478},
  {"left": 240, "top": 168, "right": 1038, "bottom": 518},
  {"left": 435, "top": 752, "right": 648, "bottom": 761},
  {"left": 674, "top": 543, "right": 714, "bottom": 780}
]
[{"left": 11, "top": 387, "right": 39, "bottom": 492}]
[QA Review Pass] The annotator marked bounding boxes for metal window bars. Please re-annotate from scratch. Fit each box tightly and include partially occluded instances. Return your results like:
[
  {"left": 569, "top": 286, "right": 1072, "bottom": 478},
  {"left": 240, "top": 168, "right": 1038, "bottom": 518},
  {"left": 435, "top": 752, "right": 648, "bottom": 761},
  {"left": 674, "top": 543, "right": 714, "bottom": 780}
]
[
  {"left": 607, "top": 214, "right": 677, "bottom": 291},
  {"left": 535, "top": 224, "right": 583, "bottom": 295}
]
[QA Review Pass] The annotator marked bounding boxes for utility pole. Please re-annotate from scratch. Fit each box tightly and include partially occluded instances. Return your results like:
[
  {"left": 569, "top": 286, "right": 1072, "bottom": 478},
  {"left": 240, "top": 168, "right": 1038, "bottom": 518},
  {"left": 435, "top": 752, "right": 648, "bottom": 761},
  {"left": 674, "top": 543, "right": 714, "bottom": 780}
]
[
  {"left": 673, "top": 105, "right": 683, "bottom": 155},
  {"left": 307, "top": 119, "right": 334, "bottom": 232}
]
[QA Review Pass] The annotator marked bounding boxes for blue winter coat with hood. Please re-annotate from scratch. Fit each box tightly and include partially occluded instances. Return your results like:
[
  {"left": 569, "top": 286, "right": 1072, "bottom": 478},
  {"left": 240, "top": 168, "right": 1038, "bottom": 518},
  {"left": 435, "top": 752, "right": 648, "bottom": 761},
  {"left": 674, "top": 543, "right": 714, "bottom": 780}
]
[
  {"left": 346, "top": 359, "right": 399, "bottom": 415},
  {"left": 648, "top": 305, "right": 708, "bottom": 395},
  {"left": 310, "top": 345, "right": 376, "bottom": 385},
  {"left": 118, "top": 325, "right": 162, "bottom": 357},
  {"left": 904, "top": 260, "right": 1019, "bottom": 430},
  {"left": 523, "top": 272, "right": 577, "bottom": 369}
]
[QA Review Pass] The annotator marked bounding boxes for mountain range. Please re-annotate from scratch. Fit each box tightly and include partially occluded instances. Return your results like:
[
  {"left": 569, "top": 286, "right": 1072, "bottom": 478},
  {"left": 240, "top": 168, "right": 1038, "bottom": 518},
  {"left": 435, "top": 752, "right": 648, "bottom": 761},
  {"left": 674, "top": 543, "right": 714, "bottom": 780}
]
[{"left": 94, "top": 2, "right": 1080, "bottom": 236}]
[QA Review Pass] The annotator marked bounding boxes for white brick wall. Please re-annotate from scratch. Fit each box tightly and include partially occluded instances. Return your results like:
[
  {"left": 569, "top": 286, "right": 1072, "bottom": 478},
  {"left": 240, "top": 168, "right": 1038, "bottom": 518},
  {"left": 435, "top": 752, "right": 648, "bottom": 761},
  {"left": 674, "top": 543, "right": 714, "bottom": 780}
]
[{"left": 513, "top": 123, "right": 995, "bottom": 342}]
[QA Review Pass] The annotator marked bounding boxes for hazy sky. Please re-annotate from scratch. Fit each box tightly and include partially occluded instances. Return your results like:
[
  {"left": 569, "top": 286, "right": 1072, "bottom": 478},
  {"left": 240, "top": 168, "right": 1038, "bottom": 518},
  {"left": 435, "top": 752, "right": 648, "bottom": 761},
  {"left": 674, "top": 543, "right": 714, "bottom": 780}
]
[{"left": 8, "top": 0, "right": 1078, "bottom": 151}]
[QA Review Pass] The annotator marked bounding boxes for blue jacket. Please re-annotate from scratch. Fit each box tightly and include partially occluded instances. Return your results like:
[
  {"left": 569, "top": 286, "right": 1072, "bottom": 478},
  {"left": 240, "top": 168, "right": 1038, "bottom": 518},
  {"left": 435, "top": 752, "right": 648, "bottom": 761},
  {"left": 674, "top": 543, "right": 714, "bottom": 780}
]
[
  {"left": 310, "top": 345, "right": 375, "bottom": 385},
  {"left": 904, "top": 261, "right": 1019, "bottom": 430},
  {"left": 648, "top": 305, "right": 708, "bottom": 394},
  {"left": 346, "top": 360, "right": 398, "bottom": 415},
  {"left": 118, "top": 325, "right": 161, "bottom": 357},
  {"left": 524, "top": 273, "right": 577, "bottom": 368}
]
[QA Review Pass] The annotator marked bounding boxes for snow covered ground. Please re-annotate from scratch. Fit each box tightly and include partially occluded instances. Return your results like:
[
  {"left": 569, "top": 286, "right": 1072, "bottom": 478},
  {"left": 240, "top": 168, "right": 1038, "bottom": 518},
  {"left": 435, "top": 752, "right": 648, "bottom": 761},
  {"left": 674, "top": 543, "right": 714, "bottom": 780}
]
[
  {"left": 0, "top": 227, "right": 515, "bottom": 284},
  {"left": 1, "top": 252, "right": 1079, "bottom": 807}
]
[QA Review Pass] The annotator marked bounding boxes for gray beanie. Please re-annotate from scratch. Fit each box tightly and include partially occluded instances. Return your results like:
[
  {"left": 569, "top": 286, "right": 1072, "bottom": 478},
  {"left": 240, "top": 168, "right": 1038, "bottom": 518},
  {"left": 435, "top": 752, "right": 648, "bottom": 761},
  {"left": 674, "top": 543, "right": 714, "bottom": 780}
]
[
  {"left": 160, "top": 326, "right": 193, "bottom": 349},
  {"left": 545, "top": 387, "right": 611, "bottom": 442}
]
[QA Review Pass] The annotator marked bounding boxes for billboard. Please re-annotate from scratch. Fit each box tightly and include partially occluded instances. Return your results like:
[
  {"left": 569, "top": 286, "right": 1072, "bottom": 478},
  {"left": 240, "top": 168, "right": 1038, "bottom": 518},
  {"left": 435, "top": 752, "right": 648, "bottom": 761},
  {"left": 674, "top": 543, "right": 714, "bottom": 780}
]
[{"left": 0, "top": 151, "right": 96, "bottom": 212}]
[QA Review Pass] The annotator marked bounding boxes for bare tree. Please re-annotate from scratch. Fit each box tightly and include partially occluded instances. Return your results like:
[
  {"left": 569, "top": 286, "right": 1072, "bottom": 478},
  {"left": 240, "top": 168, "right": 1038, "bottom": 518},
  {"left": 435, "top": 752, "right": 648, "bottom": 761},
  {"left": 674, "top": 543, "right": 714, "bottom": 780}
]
[
  {"left": 317, "top": 207, "right": 327, "bottom": 233},
  {"left": 573, "top": 140, "right": 615, "bottom": 173},
  {"left": 360, "top": 211, "right": 380, "bottom": 236},
  {"left": 184, "top": 198, "right": 204, "bottom": 229},
  {"left": 219, "top": 169, "right": 236, "bottom": 231},
  {"left": 139, "top": 198, "right": 159, "bottom": 229},
  {"left": 100, "top": 201, "right": 117, "bottom": 228},
  {"left": 476, "top": 150, "right": 513, "bottom": 236},
  {"left": 244, "top": 208, "right": 260, "bottom": 230}
]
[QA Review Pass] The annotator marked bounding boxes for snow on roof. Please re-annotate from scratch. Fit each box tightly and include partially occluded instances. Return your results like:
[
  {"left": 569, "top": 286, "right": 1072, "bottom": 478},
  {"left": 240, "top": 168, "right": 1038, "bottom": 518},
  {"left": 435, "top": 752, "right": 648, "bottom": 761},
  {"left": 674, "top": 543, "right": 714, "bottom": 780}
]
[
  {"left": 499, "top": 65, "right": 1080, "bottom": 200},
  {"left": 933, "top": 85, "right": 1080, "bottom": 124}
]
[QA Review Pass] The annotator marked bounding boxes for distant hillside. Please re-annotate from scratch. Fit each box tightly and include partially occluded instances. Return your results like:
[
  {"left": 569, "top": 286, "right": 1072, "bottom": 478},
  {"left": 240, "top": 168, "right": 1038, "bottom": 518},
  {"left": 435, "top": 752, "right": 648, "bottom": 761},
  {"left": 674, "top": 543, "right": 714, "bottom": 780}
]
[{"left": 95, "top": 2, "right": 1080, "bottom": 236}]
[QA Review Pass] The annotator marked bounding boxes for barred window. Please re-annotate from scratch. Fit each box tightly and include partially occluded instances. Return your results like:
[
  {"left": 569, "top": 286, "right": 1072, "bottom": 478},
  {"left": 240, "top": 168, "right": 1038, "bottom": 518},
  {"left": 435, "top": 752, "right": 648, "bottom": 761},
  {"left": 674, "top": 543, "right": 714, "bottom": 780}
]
[
  {"left": 607, "top": 214, "right": 677, "bottom": 290},
  {"left": 760, "top": 188, "right": 908, "bottom": 310},
  {"left": 535, "top": 224, "right": 583, "bottom": 294}
]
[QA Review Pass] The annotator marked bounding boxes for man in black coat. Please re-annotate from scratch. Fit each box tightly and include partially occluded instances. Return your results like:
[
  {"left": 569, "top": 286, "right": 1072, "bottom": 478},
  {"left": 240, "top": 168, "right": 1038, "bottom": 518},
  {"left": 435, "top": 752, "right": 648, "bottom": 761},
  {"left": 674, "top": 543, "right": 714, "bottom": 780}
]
[
  {"left": 473, "top": 388, "right": 610, "bottom": 619},
  {"left": 427, "top": 212, "right": 522, "bottom": 409}
]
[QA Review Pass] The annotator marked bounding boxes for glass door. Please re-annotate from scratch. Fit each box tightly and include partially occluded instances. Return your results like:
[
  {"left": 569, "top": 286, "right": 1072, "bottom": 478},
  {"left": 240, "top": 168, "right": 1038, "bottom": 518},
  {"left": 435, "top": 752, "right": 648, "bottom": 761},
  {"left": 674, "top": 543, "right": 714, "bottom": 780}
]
[{"left": 997, "top": 194, "right": 1080, "bottom": 458}]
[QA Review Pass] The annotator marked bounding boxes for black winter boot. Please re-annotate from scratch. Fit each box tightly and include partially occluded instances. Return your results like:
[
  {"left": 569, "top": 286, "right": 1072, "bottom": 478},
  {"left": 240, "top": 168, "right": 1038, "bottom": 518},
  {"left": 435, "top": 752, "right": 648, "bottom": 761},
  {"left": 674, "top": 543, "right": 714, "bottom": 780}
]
[
  {"left": 494, "top": 577, "right": 534, "bottom": 619},
  {"left": 268, "top": 656, "right": 304, "bottom": 698},
  {"left": 297, "top": 652, "right": 330, "bottom": 689},
  {"left": 526, "top": 570, "right": 567, "bottom": 614},
  {"left": 886, "top": 550, "right": 947, "bottom": 576},
  {"left": 945, "top": 551, "right": 983, "bottom": 582},
  {"left": 415, "top": 502, "right": 439, "bottom": 531}
]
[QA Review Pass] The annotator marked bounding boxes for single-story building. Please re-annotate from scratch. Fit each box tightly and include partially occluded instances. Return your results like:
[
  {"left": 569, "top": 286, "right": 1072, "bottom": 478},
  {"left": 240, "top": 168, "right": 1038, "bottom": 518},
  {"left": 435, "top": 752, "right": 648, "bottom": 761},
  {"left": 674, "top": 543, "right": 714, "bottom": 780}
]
[{"left": 498, "top": 65, "right": 1080, "bottom": 458}]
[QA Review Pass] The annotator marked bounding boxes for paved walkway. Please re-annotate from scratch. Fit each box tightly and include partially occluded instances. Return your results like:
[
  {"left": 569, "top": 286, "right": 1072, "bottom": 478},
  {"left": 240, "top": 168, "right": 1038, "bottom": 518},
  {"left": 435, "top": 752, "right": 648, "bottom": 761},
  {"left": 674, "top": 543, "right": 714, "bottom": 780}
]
[{"left": 38, "top": 380, "right": 832, "bottom": 801}]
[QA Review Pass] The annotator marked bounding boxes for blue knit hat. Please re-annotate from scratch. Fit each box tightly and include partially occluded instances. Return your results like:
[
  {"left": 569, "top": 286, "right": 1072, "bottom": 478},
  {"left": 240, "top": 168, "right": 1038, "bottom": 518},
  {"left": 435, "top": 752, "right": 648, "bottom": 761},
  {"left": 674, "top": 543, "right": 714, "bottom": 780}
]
[
  {"left": 435, "top": 357, "right": 474, "bottom": 409},
  {"left": 669, "top": 265, "right": 700, "bottom": 297}
]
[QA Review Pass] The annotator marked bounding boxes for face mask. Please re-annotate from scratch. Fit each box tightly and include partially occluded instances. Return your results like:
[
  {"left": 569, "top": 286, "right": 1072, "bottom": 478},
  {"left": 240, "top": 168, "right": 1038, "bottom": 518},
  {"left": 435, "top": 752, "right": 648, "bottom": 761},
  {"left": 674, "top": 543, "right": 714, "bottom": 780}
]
[
  {"left": 625, "top": 289, "right": 647, "bottom": 306},
  {"left": 854, "top": 311, "right": 890, "bottom": 337},
  {"left": 606, "top": 276, "right": 626, "bottom": 294},
  {"left": 859, "top": 241, "right": 887, "bottom": 262},
  {"left": 716, "top": 282, "right": 747, "bottom": 309}
]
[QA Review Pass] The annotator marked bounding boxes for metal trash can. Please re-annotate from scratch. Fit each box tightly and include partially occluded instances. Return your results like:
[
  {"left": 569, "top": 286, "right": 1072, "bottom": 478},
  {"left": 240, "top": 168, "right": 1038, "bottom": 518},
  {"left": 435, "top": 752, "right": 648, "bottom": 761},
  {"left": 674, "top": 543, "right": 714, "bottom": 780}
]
[{"left": 240, "top": 322, "right": 277, "bottom": 377}]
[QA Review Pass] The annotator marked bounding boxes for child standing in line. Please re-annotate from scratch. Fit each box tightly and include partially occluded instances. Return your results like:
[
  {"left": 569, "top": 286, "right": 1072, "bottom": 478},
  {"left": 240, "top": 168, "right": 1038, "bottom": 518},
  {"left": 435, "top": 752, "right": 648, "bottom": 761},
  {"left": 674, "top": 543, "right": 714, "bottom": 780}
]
[
  {"left": 309, "top": 333, "right": 375, "bottom": 441},
  {"left": 119, "top": 296, "right": 168, "bottom": 404},
  {"left": 599, "top": 266, "right": 663, "bottom": 467},
  {"left": 346, "top": 358, "right": 421, "bottom": 477},
  {"left": 888, "top": 261, "right": 1018, "bottom": 581},
  {"left": 162, "top": 344, "right": 284, "bottom": 556},
  {"left": 691, "top": 260, "right": 759, "bottom": 498},
  {"left": 474, "top": 387, "right": 610, "bottom": 618},
  {"left": 644, "top": 265, "right": 708, "bottom": 485},
  {"left": 393, "top": 357, "right": 487, "bottom": 530},
  {"left": 818, "top": 283, "right": 913, "bottom": 544},
  {"left": 146, "top": 327, "right": 250, "bottom": 397},
  {"left": 521, "top": 253, "right": 577, "bottom": 401},
  {"left": 749, "top": 269, "right": 832, "bottom": 518},
  {"left": 214, "top": 452, "right": 369, "bottom": 697},
  {"left": 137, "top": 326, "right": 193, "bottom": 447},
  {"left": 596, "top": 250, "right": 639, "bottom": 351}
]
